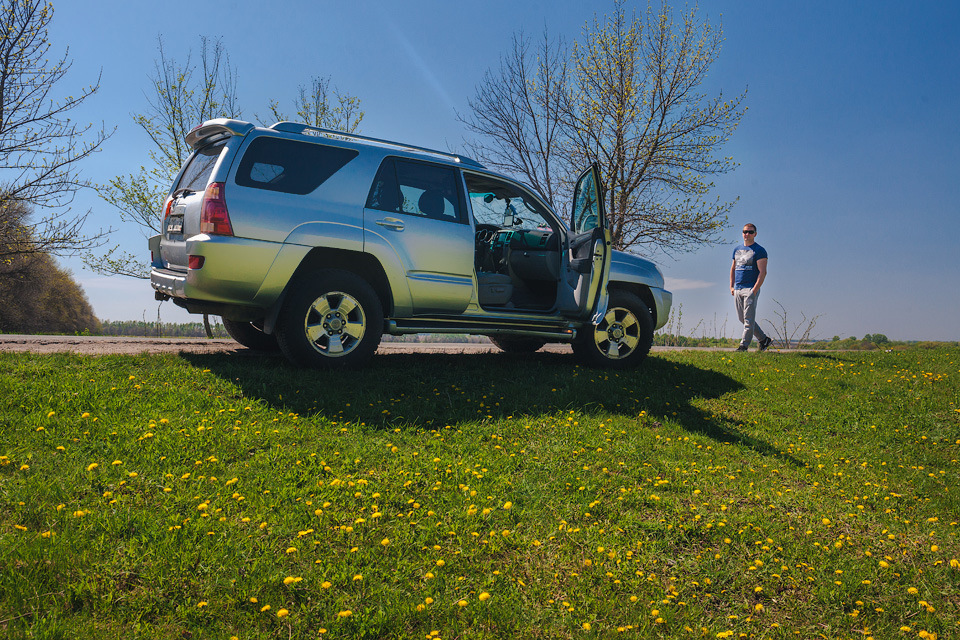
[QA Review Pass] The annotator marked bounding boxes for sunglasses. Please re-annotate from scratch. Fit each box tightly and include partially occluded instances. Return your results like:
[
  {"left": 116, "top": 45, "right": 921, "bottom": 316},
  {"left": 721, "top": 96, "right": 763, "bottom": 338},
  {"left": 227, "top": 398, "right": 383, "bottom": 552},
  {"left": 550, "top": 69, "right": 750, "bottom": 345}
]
[{"left": 742, "top": 229, "right": 756, "bottom": 234}]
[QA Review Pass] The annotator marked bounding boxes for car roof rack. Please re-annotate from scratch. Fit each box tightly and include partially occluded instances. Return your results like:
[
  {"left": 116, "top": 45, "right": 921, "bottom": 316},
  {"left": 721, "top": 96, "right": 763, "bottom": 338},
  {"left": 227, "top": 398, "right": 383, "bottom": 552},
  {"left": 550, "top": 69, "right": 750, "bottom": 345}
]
[{"left": 269, "top": 122, "right": 484, "bottom": 169}]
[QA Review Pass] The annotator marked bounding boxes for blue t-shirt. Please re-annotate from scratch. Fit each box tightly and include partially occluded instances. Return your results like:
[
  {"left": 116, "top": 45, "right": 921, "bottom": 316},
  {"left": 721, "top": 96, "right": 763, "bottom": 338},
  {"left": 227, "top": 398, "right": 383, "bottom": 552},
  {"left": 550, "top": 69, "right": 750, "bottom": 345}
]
[{"left": 732, "top": 243, "right": 767, "bottom": 289}]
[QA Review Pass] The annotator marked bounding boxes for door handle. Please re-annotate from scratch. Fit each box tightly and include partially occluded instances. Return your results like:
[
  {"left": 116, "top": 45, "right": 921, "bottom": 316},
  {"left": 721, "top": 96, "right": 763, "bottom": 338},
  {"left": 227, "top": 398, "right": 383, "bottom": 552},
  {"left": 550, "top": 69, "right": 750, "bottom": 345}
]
[{"left": 376, "top": 218, "right": 405, "bottom": 231}]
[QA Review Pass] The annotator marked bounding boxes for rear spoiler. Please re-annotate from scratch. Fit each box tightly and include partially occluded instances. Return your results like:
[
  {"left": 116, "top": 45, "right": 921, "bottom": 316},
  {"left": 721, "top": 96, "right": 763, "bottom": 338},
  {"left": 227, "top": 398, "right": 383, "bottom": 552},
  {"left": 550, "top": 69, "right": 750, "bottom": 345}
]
[{"left": 185, "top": 119, "right": 255, "bottom": 149}]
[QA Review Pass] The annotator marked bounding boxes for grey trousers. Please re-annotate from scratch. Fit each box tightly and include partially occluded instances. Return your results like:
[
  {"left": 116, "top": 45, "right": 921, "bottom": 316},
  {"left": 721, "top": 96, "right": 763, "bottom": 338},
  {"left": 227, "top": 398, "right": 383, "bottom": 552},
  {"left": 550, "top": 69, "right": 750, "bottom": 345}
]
[{"left": 734, "top": 288, "right": 768, "bottom": 347}]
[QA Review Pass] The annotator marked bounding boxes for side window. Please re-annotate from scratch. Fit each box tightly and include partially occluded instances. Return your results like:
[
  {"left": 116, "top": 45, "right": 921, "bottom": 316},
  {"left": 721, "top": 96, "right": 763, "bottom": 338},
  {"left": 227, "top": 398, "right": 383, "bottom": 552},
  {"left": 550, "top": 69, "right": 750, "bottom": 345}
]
[
  {"left": 235, "top": 137, "right": 358, "bottom": 194},
  {"left": 366, "top": 157, "right": 464, "bottom": 223},
  {"left": 176, "top": 141, "right": 226, "bottom": 192}
]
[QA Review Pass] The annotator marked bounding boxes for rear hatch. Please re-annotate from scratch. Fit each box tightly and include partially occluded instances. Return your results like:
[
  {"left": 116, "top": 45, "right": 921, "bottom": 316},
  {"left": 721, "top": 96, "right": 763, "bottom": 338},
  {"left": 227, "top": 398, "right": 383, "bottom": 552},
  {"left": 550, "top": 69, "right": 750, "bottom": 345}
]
[{"left": 160, "top": 139, "right": 230, "bottom": 271}]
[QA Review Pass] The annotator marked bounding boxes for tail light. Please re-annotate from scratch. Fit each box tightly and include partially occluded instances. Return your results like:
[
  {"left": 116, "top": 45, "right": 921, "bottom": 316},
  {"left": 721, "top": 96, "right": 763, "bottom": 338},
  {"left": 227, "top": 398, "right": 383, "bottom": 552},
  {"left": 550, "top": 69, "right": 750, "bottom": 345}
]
[
  {"left": 162, "top": 195, "right": 173, "bottom": 220},
  {"left": 200, "top": 182, "right": 233, "bottom": 235}
]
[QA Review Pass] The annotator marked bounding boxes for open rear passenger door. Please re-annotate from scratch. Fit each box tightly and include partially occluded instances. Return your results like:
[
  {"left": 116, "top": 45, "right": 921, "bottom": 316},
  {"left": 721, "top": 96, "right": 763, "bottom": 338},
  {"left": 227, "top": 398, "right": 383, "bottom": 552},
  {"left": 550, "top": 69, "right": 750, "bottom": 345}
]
[{"left": 568, "top": 163, "right": 612, "bottom": 322}]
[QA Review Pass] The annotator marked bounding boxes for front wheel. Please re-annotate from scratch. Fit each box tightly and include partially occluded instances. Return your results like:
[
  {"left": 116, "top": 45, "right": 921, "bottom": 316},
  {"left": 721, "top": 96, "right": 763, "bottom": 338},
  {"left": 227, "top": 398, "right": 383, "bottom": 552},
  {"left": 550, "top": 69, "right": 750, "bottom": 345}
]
[
  {"left": 276, "top": 270, "right": 383, "bottom": 369},
  {"left": 572, "top": 290, "right": 653, "bottom": 369}
]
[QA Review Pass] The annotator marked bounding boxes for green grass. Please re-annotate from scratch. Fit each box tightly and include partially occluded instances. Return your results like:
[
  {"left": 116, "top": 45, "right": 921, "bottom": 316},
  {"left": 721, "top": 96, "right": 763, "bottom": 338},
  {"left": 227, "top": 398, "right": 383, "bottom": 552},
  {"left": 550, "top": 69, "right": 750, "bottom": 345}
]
[{"left": 0, "top": 347, "right": 957, "bottom": 639}]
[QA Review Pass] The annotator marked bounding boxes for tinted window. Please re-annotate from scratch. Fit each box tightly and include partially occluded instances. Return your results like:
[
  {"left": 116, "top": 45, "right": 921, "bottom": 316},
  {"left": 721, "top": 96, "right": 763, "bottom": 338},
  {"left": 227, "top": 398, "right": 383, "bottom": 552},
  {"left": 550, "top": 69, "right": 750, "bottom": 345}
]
[
  {"left": 366, "top": 157, "right": 464, "bottom": 223},
  {"left": 176, "top": 141, "right": 226, "bottom": 191},
  {"left": 235, "top": 137, "right": 358, "bottom": 194}
]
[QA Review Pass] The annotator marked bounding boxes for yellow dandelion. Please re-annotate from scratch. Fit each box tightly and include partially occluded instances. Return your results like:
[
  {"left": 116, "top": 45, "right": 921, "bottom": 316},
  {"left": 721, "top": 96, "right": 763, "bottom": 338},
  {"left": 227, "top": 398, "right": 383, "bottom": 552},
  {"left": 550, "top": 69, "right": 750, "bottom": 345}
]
[
  {"left": 338, "top": 610, "right": 352, "bottom": 618},
  {"left": 321, "top": 581, "right": 332, "bottom": 589},
  {"left": 277, "top": 609, "right": 289, "bottom": 618},
  {"left": 197, "top": 601, "right": 208, "bottom": 608},
  {"left": 352, "top": 574, "right": 363, "bottom": 581},
  {"left": 582, "top": 623, "right": 591, "bottom": 631},
  {"left": 457, "top": 599, "right": 468, "bottom": 607},
  {"left": 479, "top": 592, "right": 491, "bottom": 602},
  {"left": 381, "top": 538, "right": 390, "bottom": 546},
  {"left": 283, "top": 576, "right": 302, "bottom": 585},
  {"left": 87, "top": 463, "right": 99, "bottom": 472},
  {"left": 285, "top": 547, "right": 297, "bottom": 554},
  {"left": 260, "top": 604, "right": 271, "bottom": 612},
  {"left": 503, "top": 501, "right": 512, "bottom": 510}
]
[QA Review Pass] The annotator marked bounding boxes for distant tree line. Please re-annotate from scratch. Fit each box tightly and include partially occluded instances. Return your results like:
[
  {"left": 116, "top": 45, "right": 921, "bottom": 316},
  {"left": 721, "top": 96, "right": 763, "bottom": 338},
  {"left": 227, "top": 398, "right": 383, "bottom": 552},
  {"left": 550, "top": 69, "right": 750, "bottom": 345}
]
[
  {"left": 98, "top": 320, "right": 228, "bottom": 338},
  {"left": 0, "top": 202, "right": 100, "bottom": 334}
]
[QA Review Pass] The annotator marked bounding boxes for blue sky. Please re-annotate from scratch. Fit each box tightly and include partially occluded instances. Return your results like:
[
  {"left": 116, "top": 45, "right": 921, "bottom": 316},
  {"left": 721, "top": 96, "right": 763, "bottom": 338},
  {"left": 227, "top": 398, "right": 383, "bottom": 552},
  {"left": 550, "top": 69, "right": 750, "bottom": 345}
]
[{"left": 50, "top": 0, "right": 960, "bottom": 340}]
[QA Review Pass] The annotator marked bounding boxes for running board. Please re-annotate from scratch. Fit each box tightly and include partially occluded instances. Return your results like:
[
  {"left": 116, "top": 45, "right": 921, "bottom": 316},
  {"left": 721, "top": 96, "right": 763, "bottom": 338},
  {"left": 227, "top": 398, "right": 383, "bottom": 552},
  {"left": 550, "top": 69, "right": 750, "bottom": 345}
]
[{"left": 386, "top": 318, "right": 577, "bottom": 342}]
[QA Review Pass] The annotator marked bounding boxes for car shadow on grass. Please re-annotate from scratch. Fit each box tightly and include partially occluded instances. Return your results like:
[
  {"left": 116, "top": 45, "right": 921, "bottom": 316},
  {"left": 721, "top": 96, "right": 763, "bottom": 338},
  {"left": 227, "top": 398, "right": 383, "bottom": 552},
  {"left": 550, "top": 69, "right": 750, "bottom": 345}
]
[{"left": 181, "top": 350, "right": 803, "bottom": 466}]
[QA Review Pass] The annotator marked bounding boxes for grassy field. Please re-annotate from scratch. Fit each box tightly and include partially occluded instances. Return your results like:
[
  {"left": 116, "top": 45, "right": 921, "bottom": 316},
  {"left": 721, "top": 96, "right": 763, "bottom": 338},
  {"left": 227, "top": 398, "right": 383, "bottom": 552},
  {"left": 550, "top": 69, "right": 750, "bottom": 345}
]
[{"left": 0, "top": 347, "right": 957, "bottom": 639}]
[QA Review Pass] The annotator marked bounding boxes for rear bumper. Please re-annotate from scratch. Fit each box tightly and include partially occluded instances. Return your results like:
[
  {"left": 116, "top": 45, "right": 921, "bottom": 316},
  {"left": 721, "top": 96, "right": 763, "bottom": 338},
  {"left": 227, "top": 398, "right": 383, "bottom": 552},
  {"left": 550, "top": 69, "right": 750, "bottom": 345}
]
[{"left": 150, "top": 234, "right": 289, "bottom": 308}]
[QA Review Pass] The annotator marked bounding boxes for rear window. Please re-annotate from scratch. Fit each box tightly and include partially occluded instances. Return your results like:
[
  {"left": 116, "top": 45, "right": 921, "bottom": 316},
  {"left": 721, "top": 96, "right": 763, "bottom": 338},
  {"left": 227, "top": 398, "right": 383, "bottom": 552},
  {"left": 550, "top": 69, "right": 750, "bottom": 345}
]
[
  {"left": 235, "top": 137, "right": 359, "bottom": 194},
  {"left": 176, "top": 141, "right": 226, "bottom": 191}
]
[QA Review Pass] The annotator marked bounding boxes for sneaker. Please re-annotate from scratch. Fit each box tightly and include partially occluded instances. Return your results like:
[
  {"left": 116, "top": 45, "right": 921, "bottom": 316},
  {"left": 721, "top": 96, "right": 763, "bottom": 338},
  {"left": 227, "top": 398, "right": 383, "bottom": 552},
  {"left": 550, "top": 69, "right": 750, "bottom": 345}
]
[
  {"left": 735, "top": 345, "right": 748, "bottom": 352},
  {"left": 758, "top": 336, "right": 773, "bottom": 352}
]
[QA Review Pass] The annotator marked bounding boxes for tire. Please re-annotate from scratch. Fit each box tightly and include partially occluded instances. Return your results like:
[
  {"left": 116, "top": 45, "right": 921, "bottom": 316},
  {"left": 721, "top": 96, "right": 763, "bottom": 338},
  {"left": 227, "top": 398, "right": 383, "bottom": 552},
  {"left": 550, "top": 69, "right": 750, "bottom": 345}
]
[
  {"left": 572, "top": 290, "right": 654, "bottom": 369},
  {"left": 489, "top": 336, "right": 547, "bottom": 354},
  {"left": 276, "top": 270, "right": 384, "bottom": 369},
  {"left": 222, "top": 319, "right": 279, "bottom": 351}
]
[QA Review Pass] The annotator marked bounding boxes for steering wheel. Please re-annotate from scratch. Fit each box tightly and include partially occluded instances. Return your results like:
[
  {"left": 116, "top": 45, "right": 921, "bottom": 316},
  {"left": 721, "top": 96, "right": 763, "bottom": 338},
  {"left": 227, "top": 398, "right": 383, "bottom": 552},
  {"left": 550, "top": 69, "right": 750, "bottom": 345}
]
[{"left": 475, "top": 224, "right": 499, "bottom": 245}]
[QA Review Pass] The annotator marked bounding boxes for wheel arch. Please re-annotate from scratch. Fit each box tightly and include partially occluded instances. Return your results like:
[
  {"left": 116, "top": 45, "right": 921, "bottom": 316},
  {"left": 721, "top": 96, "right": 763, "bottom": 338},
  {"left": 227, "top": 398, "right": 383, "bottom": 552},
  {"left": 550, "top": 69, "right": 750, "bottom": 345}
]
[
  {"left": 607, "top": 281, "right": 657, "bottom": 326},
  {"left": 263, "top": 248, "right": 394, "bottom": 334}
]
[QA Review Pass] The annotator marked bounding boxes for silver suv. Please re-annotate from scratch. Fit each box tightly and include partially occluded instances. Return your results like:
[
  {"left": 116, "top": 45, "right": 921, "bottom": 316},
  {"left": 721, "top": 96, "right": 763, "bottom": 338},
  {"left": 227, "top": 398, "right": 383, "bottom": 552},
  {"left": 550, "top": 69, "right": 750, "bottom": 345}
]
[{"left": 150, "top": 119, "right": 672, "bottom": 368}]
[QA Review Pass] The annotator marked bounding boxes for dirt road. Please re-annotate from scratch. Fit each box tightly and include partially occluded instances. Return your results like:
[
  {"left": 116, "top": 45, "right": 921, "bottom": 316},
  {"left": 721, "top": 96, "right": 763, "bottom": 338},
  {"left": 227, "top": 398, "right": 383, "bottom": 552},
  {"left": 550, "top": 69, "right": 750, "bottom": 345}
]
[{"left": 0, "top": 334, "right": 576, "bottom": 356}]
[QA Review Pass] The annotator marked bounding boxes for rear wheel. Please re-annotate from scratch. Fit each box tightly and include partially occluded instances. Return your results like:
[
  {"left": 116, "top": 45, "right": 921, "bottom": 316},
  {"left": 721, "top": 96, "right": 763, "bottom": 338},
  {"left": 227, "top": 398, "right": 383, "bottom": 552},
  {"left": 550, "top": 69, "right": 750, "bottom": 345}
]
[
  {"left": 572, "top": 290, "right": 653, "bottom": 369},
  {"left": 489, "top": 336, "right": 547, "bottom": 354},
  {"left": 222, "top": 319, "right": 279, "bottom": 351},
  {"left": 276, "top": 270, "right": 383, "bottom": 369}
]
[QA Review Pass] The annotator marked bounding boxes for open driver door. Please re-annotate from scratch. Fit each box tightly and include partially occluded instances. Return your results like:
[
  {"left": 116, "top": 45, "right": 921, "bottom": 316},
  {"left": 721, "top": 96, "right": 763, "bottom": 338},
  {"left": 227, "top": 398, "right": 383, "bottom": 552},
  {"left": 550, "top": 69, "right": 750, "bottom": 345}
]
[{"left": 568, "top": 163, "right": 612, "bottom": 322}]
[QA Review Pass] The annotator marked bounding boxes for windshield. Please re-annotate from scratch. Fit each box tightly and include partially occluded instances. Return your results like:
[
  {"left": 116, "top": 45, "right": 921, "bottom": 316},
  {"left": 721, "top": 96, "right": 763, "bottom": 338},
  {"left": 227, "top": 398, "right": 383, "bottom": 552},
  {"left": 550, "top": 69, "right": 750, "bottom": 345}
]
[{"left": 464, "top": 174, "right": 556, "bottom": 233}]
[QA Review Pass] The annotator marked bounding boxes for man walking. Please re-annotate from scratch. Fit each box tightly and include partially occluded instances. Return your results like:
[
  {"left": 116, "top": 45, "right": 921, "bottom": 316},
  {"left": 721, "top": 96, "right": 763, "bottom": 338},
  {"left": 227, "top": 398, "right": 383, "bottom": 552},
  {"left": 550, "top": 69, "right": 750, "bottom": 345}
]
[{"left": 730, "top": 223, "right": 772, "bottom": 352}]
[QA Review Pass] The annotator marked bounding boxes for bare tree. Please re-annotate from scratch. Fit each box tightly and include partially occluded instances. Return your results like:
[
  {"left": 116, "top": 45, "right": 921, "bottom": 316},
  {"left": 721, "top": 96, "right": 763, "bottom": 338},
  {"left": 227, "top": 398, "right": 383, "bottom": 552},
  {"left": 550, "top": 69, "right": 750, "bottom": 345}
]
[
  {"left": 462, "top": 1, "right": 746, "bottom": 255},
  {"left": 459, "top": 29, "right": 572, "bottom": 209},
  {"left": 0, "top": 0, "right": 111, "bottom": 260},
  {"left": 87, "top": 36, "right": 240, "bottom": 278},
  {"left": 766, "top": 299, "right": 821, "bottom": 349},
  {"left": 264, "top": 75, "right": 364, "bottom": 133},
  {"left": 88, "top": 38, "right": 364, "bottom": 279},
  {"left": 567, "top": 1, "right": 745, "bottom": 252}
]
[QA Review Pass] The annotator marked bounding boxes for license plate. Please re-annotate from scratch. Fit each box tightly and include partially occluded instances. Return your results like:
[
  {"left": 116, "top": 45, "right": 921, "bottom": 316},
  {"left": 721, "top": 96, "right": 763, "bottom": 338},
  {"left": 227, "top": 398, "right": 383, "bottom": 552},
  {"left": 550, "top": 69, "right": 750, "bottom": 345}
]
[{"left": 167, "top": 216, "right": 183, "bottom": 234}]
